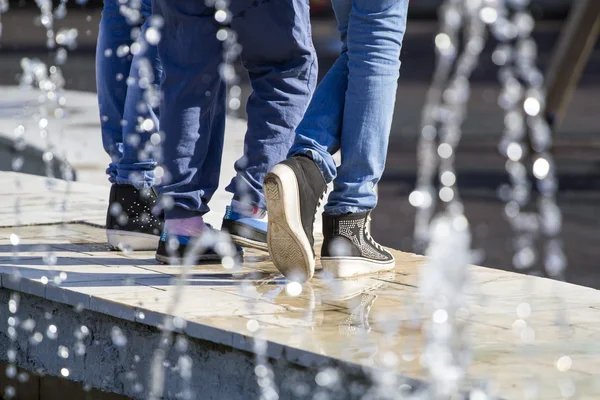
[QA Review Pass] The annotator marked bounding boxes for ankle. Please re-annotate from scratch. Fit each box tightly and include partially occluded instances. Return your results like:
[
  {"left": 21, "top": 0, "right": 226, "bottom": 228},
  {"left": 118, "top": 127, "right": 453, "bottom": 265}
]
[{"left": 164, "top": 216, "right": 208, "bottom": 236}]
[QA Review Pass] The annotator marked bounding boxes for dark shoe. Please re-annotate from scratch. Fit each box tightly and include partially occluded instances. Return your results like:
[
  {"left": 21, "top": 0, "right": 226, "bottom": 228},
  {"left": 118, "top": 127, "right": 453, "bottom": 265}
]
[
  {"left": 321, "top": 211, "right": 395, "bottom": 278},
  {"left": 221, "top": 205, "right": 268, "bottom": 252},
  {"left": 264, "top": 155, "right": 327, "bottom": 282},
  {"left": 155, "top": 228, "right": 243, "bottom": 265},
  {"left": 106, "top": 184, "right": 163, "bottom": 251}
]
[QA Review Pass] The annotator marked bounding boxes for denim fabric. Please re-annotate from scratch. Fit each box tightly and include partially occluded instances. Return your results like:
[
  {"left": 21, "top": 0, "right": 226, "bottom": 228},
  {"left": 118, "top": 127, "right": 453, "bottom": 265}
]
[
  {"left": 288, "top": 0, "right": 409, "bottom": 215},
  {"left": 152, "top": 0, "right": 316, "bottom": 220},
  {"left": 97, "top": 0, "right": 162, "bottom": 188}
]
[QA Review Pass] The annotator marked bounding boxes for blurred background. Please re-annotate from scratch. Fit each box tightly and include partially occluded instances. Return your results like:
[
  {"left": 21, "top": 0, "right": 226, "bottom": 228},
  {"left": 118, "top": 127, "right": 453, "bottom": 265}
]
[{"left": 0, "top": 0, "right": 599, "bottom": 287}]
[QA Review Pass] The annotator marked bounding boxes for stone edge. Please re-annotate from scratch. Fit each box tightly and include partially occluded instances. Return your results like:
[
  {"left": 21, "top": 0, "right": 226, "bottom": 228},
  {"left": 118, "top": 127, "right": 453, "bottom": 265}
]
[{"left": 0, "top": 272, "right": 361, "bottom": 371}]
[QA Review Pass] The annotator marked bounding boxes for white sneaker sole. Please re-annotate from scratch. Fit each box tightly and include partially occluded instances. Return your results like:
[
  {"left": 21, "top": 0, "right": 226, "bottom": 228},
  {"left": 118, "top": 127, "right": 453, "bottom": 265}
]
[
  {"left": 106, "top": 230, "right": 159, "bottom": 251},
  {"left": 264, "top": 164, "right": 315, "bottom": 282},
  {"left": 230, "top": 234, "right": 268, "bottom": 252},
  {"left": 321, "top": 256, "right": 395, "bottom": 279}
]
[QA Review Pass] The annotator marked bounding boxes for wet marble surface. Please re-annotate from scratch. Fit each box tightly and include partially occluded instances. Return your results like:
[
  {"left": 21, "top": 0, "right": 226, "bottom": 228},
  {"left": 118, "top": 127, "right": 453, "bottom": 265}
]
[{"left": 1, "top": 223, "right": 599, "bottom": 399}]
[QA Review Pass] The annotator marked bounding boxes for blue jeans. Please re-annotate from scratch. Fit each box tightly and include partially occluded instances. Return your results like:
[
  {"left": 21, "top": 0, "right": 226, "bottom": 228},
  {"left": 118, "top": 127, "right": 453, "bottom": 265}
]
[
  {"left": 152, "top": 0, "right": 317, "bottom": 220},
  {"left": 289, "top": 0, "right": 409, "bottom": 215},
  {"left": 97, "top": 0, "right": 162, "bottom": 188}
]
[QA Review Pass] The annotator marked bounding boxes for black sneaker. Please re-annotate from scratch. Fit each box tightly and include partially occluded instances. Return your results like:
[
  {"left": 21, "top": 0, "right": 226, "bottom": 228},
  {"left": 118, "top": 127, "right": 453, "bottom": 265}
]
[
  {"left": 264, "top": 155, "right": 327, "bottom": 282},
  {"left": 106, "top": 184, "right": 163, "bottom": 251},
  {"left": 321, "top": 211, "right": 395, "bottom": 278},
  {"left": 155, "top": 228, "right": 243, "bottom": 265}
]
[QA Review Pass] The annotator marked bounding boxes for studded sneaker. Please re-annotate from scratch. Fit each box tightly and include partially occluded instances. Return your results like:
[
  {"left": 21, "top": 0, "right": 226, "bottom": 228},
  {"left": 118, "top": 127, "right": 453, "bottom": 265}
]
[
  {"left": 106, "top": 184, "right": 163, "bottom": 251},
  {"left": 264, "top": 155, "right": 327, "bottom": 282},
  {"left": 321, "top": 211, "right": 395, "bottom": 278}
]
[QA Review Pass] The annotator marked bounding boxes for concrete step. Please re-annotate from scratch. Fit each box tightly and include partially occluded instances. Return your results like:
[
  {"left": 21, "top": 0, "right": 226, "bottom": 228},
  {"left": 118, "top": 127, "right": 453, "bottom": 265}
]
[{"left": 0, "top": 173, "right": 599, "bottom": 399}]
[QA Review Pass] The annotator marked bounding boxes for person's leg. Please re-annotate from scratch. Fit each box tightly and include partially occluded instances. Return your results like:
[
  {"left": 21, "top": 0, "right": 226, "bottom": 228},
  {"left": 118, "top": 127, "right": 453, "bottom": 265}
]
[
  {"left": 152, "top": 0, "right": 237, "bottom": 263},
  {"left": 96, "top": 0, "right": 135, "bottom": 183},
  {"left": 319, "top": 0, "right": 409, "bottom": 278},
  {"left": 116, "top": 0, "right": 163, "bottom": 189},
  {"left": 220, "top": 0, "right": 318, "bottom": 251},
  {"left": 226, "top": 0, "right": 317, "bottom": 208},
  {"left": 264, "top": 0, "right": 352, "bottom": 281},
  {"left": 98, "top": 0, "right": 163, "bottom": 251},
  {"left": 265, "top": 0, "right": 409, "bottom": 281},
  {"left": 287, "top": 0, "right": 352, "bottom": 185},
  {"left": 153, "top": 0, "right": 224, "bottom": 220},
  {"left": 327, "top": 0, "right": 409, "bottom": 215}
]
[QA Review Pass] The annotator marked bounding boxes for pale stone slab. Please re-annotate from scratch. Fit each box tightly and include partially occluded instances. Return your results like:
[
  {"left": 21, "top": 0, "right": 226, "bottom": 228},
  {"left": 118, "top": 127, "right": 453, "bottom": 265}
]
[{"left": 2, "top": 223, "right": 600, "bottom": 399}]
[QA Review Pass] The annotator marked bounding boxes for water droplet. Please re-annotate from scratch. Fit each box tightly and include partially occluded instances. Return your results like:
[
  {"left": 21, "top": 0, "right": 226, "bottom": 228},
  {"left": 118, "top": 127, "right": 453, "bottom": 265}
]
[
  {"left": 46, "top": 324, "right": 58, "bottom": 339},
  {"left": 150, "top": 132, "right": 161, "bottom": 145},
  {"left": 9, "top": 234, "right": 19, "bottom": 246},
  {"left": 246, "top": 319, "right": 259, "bottom": 333},
  {"left": 17, "top": 372, "right": 29, "bottom": 383},
  {"left": 479, "top": 7, "right": 497, "bottom": 24},
  {"left": 30, "top": 332, "right": 43, "bottom": 345},
  {"left": 533, "top": 157, "right": 550, "bottom": 179},
  {"left": 435, "top": 33, "right": 452, "bottom": 52},
  {"left": 5, "top": 364, "right": 16, "bottom": 378},
  {"left": 21, "top": 319, "right": 35, "bottom": 331},
  {"left": 145, "top": 27, "right": 161, "bottom": 45},
  {"left": 516, "top": 302, "right": 531, "bottom": 319},
  {"left": 285, "top": 282, "right": 302, "bottom": 297},
  {"left": 216, "top": 29, "right": 228, "bottom": 41},
  {"left": 439, "top": 187, "right": 454, "bottom": 202},
  {"left": 116, "top": 45, "right": 130, "bottom": 58},
  {"left": 556, "top": 355, "right": 572, "bottom": 372},
  {"left": 141, "top": 119, "right": 154, "bottom": 132},
  {"left": 506, "top": 142, "right": 523, "bottom": 161},
  {"left": 4, "top": 386, "right": 15, "bottom": 399},
  {"left": 111, "top": 326, "right": 128, "bottom": 347},
  {"left": 214, "top": 10, "right": 228, "bottom": 23},
  {"left": 437, "top": 143, "right": 453, "bottom": 159},
  {"left": 315, "top": 368, "right": 338, "bottom": 387},
  {"left": 440, "top": 171, "right": 456, "bottom": 187},
  {"left": 58, "top": 345, "right": 69, "bottom": 359},
  {"left": 433, "top": 309, "right": 448, "bottom": 324},
  {"left": 524, "top": 97, "right": 541, "bottom": 116}
]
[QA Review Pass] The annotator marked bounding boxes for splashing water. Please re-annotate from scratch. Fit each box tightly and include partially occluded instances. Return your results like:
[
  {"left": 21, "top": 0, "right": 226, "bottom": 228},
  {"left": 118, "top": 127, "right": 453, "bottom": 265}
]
[
  {"left": 487, "top": 0, "right": 568, "bottom": 395},
  {"left": 414, "top": 0, "right": 568, "bottom": 397},
  {"left": 413, "top": 0, "right": 486, "bottom": 396},
  {"left": 4, "top": 1, "right": 84, "bottom": 397},
  {"left": 488, "top": 0, "right": 566, "bottom": 280}
]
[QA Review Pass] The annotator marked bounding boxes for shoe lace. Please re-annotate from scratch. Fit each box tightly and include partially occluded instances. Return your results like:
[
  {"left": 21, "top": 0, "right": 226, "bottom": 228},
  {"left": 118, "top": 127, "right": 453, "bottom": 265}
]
[
  {"left": 313, "top": 189, "right": 327, "bottom": 230},
  {"left": 364, "top": 216, "right": 385, "bottom": 252}
]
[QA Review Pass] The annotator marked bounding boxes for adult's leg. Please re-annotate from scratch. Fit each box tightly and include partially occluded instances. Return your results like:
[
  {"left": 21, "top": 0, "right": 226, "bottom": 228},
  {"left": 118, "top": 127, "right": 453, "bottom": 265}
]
[
  {"left": 226, "top": 0, "right": 318, "bottom": 210},
  {"left": 326, "top": 0, "right": 409, "bottom": 215},
  {"left": 116, "top": 0, "right": 163, "bottom": 189},
  {"left": 287, "top": 0, "right": 352, "bottom": 185},
  {"left": 96, "top": 0, "right": 136, "bottom": 183},
  {"left": 153, "top": 0, "right": 225, "bottom": 220}
]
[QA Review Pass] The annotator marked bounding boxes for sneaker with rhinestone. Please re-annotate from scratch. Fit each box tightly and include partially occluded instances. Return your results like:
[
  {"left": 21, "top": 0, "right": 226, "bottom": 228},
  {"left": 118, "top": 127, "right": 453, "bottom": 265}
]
[
  {"left": 106, "top": 184, "right": 163, "bottom": 251},
  {"left": 264, "top": 155, "right": 327, "bottom": 282},
  {"left": 221, "top": 203, "right": 268, "bottom": 252},
  {"left": 321, "top": 211, "right": 395, "bottom": 278},
  {"left": 155, "top": 227, "right": 243, "bottom": 265}
]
